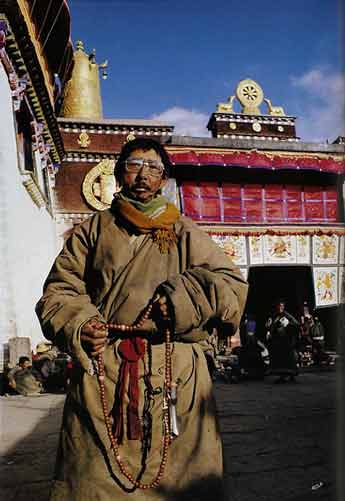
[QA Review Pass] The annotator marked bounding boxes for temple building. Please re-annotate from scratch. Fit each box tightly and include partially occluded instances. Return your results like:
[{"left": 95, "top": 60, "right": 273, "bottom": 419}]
[
  {"left": 169, "top": 80, "right": 344, "bottom": 344},
  {"left": 0, "top": 0, "right": 73, "bottom": 363},
  {"left": 0, "top": 2, "right": 344, "bottom": 360},
  {"left": 55, "top": 59, "right": 344, "bottom": 346}
]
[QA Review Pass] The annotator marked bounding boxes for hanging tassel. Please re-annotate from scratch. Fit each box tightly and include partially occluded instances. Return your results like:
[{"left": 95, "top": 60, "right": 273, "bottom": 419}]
[{"left": 152, "top": 228, "right": 177, "bottom": 254}]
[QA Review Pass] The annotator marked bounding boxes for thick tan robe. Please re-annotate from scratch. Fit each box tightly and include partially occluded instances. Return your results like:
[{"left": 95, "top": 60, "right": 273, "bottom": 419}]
[{"left": 36, "top": 210, "right": 248, "bottom": 501}]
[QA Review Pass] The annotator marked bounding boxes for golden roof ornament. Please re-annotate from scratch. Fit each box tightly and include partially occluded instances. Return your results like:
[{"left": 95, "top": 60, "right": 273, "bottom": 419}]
[
  {"left": 216, "top": 78, "right": 286, "bottom": 117},
  {"left": 126, "top": 132, "right": 136, "bottom": 142},
  {"left": 264, "top": 98, "right": 285, "bottom": 116},
  {"left": 82, "top": 159, "right": 119, "bottom": 210},
  {"left": 77, "top": 131, "right": 91, "bottom": 148},
  {"left": 236, "top": 79, "right": 264, "bottom": 115},
  {"left": 60, "top": 40, "right": 108, "bottom": 119},
  {"left": 217, "top": 95, "right": 235, "bottom": 113}
]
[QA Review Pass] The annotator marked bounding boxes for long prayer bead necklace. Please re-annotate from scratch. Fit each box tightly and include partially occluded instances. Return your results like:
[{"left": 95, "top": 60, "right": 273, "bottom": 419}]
[{"left": 96, "top": 301, "right": 172, "bottom": 489}]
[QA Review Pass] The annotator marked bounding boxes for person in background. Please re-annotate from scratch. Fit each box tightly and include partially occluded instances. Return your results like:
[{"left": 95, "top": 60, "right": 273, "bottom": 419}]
[
  {"left": 7, "top": 356, "right": 43, "bottom": 396},
  {"left": 309, "top": 315, "right": 326, "bottom": 366},
  {"left": 267, "top": 301, "right": 300, "bottom": 383},
  {"left": 299, "top": 301, "right": 312, "bottom": 353}
]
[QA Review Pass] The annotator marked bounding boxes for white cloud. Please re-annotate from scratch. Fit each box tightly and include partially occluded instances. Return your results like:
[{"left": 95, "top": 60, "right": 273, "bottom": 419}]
[
  {"left": 151, "top": 106, "right": 211, "bottom": 137},
  {"left": 290, "top": 68, "right": 345, "bottom": 142}
]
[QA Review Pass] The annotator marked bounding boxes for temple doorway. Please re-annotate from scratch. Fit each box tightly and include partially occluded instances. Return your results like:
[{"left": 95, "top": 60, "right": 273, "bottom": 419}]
[{"left": 245, "top": 266, "right": 314, "bottom": 341}]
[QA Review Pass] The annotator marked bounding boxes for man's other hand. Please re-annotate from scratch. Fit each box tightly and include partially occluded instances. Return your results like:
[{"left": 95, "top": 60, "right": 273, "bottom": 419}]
[
  {"left": 81, "top": 319, "right": 108, "bottom": 357},
  {"left": 151, "top": 294, "right": 172, "bottom": 328}
]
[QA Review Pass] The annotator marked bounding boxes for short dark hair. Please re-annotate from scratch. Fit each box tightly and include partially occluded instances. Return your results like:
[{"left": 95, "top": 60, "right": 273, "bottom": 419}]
[
  {"left": 114, "top": 137, "right": 171, "bottom": 182},
  {"left": 19, "top": 356, "right": 30, "bottom": 365}
]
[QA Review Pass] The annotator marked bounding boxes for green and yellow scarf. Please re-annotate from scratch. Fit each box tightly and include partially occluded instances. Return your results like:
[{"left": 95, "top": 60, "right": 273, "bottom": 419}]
[{"left": 112, "top": 192, "right": 179, "bottom": 254}]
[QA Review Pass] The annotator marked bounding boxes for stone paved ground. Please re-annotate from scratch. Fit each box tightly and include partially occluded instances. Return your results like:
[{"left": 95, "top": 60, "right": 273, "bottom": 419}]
[
  {"left": 0, "top": 368, "right": 340, "bottom": 501},
  {"left": 0, "top": 393, "right": 65, "bottom": 501},
  {"left": 216, "top": 369, "right": 339, "bottom": 501}
]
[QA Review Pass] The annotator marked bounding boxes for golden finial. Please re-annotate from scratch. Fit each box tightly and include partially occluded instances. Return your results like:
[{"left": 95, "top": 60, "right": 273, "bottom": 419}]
[
  {"left": 76, "top": 40, "right": 84, "bottom": 51},
  {"left": 60, "top": 40, "right": 108, "bottom": 119}
]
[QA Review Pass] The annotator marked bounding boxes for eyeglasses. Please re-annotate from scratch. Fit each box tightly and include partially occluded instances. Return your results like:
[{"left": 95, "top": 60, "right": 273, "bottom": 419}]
[{"left": 123, "top": 158, "right": 164, "bottom": 177}]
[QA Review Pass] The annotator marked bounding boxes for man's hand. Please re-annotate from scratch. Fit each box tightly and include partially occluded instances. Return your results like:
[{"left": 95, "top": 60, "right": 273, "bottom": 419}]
[
  {"left": 280, "top": 317, "right": 289, "bottom": 328},
  {"left": 80, "top": 318, "right": 108, "bottom": 357},
  {"left": 150, "top": 294, "right": 172, "bottom": 329}
]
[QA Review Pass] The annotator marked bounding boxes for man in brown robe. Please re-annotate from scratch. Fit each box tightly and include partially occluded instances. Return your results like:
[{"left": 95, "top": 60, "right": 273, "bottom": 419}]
[{"left": 36, "top": 138, "right": 248, "bottom": 500}]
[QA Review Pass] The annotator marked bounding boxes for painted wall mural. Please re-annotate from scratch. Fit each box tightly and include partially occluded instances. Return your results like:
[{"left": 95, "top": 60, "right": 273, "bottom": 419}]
[
  {"left": 249, "top": 236, "right": 264, "bottom": 264},
  {"left": 312, "top": 235, "right": 338, "bottom": 265},
  {"left": 263, "top": 235, "right": 297, "bottom": 263},
  {"left": 313, "top": 267, "right": 338, "bottom": 307},
  {"left": 211, "top": 235, "right": 247, "bottom": 265},
  {"left": 209, "top": 231, "right": 343, "bottom": 306},
  {"left": 296, "top": 235, "right": 310, "bottom": 264}
]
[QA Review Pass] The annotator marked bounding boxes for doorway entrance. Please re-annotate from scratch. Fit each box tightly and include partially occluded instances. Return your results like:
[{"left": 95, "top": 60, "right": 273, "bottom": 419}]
[{"left": 245, "top": 266, "right": 314, "bottom": 340}]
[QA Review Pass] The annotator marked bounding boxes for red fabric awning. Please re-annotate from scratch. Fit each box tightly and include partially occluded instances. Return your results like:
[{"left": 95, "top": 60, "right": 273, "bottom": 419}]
[
  {"left": 169, "top": 151, "right": 344, "bottom": 175},
  {"left": 180, "top": 181, "right": 339, "bottom": 223}
]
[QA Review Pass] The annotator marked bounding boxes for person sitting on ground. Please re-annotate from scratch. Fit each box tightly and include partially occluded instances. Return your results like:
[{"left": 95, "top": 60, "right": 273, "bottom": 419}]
[{"left": 7, "top": 356, "right": 43, "bottom": 396}]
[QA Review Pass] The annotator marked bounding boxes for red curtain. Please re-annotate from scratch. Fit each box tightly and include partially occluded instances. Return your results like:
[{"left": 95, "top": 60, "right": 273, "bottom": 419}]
[
  {"left": 242, "top": 185, "right": 263, "bottom": 222},
  {"left": 264, "top": 185, "right": 284, "bottom": 221},
  {"left": 286, "top": 186, "right": 304, "bottom": 221},
  {"left": 180, "top": 182, "right": 339, "bottom": 223},
  {"left": 221, "top": 184, "right": 242, "bottom": 221}
]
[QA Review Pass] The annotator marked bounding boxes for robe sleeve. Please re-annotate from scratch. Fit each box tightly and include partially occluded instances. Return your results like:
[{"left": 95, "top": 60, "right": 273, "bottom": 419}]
[
  {"left": 159, "top": 218, "right": 248, "bottom": 337},
  {"left": 35, "top": 215, "right": 103, "bottom": 369},
  {"left": 285, "top": 312, "right": 300, "bottom": 327}
]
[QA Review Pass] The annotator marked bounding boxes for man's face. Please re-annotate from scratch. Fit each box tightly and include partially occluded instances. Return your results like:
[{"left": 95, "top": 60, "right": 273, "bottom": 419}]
[
  {"left": 120, "top": 148, "right": 167, "bottom": 202},
  {"left": 20, "top": 361, "right": 31, "bottom": 369}
]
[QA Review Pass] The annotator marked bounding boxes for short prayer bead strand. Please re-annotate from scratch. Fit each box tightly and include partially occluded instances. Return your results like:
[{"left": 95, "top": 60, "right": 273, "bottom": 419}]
[{"left": 96, "top": 301, "right": 173, "bottom": 490}]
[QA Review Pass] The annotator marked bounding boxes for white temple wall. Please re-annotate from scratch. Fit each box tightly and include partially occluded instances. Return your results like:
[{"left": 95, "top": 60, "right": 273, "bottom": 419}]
[{"left": 0, "top": 63, "right": 58, "bottom": 353}]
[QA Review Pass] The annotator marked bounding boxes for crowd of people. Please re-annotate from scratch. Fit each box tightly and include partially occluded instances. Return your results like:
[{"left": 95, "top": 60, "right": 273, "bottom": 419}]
[
  {"left": 6, "top": 299, "right": 330, "bottom": 396},
  {"left": 209, "top": 300, "right": 330, "bottom": 384},
  {"left": 5, "top": 342, "right": 73, "bottom": 396}
]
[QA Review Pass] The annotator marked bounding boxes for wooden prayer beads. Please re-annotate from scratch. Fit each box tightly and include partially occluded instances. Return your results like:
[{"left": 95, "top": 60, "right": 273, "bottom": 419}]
[{"left": 96, "top": 301, "right": 172, "bottom": 490}]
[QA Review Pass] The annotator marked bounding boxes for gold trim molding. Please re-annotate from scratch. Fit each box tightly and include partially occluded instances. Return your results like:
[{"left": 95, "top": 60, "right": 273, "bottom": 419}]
[{"left": 22, "top": 173, "right": 47, "bottom": 208}]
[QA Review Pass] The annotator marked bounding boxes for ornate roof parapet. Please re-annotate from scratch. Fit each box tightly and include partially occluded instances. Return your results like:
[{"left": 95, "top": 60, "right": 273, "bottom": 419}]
[
  {"left": 58, "top": 117, "right": 174, "bottom": 159},
  {"left": 0, "top": 20, "right": 28, "bottom": 111},
  {"left": 0, "top": 7, "right": 65, "bottom": 162},
  {"left": 216, "top": 79, "right": 286, "bottom": 116},
  {"left": 16, "top": 0, "right": 73, "bottom": 91},
  {"left": 209, "top": 79, "right": 296, "bottom": 141}
]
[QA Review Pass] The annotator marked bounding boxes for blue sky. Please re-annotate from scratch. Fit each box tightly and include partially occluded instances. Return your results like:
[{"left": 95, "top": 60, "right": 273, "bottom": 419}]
[{"left": 68, "top": 0, "right": 344, "bottom": 142}]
